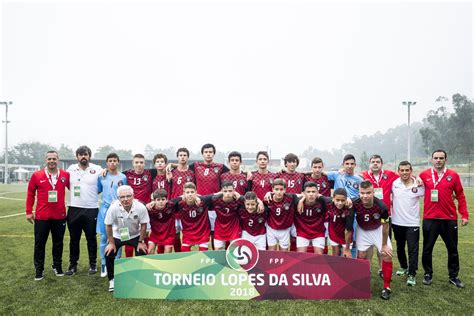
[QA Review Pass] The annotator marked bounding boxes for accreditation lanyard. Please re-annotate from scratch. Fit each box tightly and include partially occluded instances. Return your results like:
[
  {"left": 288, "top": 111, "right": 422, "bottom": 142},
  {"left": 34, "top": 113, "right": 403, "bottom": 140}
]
[
  {"left": 368, "top": 170, "right": 384, "bottom": 187},
  {"left": 45, "top": 169, "right": 60, "bottom": 190},
  {"left": 431, "top": 167, "right": 447, "bottom": 189}
]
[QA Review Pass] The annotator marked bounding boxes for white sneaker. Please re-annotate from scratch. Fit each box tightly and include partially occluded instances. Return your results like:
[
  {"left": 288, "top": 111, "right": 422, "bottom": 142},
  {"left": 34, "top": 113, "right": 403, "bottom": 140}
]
[
  {"left": 100, "top": 265, "right": 107, "bottom": 278},
  {"left": 108, "top": 279, "right": 114, "bottom": 292}
]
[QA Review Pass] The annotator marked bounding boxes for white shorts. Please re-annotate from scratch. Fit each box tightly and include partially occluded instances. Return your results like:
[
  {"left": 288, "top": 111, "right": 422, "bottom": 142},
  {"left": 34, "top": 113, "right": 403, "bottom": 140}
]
[
  {"left": 266, "top": 225, "right": 290, "bottom": 249},
  {"left": 175, "top": 219, "right": 182, "bottom": 233},
  {"left": 241, "top": 231, "right": 266, "bottom": 251},
  {"left": 356, "top": 225, "right": 392, "bottom": 252},
  {"left": 182, "top": 242, "right": 209, "bottom": 249},
  {"left": 296, "top": 236, "right": 325, "bottom": 248},
  {"left": 214, "top": 239, "right": 235, "bottom": 249},
  {"left": 290, "top": 224, "right": 297, "bottom": 237},
  {"left": 328, "top": 237, "right": 347, "bottom": 247},
  {"left": 208, "top": 210, "right": 216, "bottom": 231}
]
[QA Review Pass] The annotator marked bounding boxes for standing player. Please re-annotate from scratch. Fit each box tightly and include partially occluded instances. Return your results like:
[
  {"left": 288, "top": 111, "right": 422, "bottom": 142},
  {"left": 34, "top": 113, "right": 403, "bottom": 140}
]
[
  {"left": 278, "top": 153, "right": 305, "bottom": 193},
  {"left": 304, "top": 157, "right": 332, "bottom": 197},
  {"left": 391, "top": 161, "right": 425, "bottom": 286},
  {"left": 239, "top": 192, "right": 267, "bottom": 251},
  {"left": 97, "top": 153, "right": 127, "bottom": 277},
  {"left": 152, "top": 153, "right": 171, "bottom": 194},
  {"left": 26, "top": 151, "right": 70, "bottom": 280},
  {"left": 419, "top": 150, "right": 468, "bottom": 288},
  {"left": 147, "top": 189, "right": 178, "bottom": 254},
  {"left": 220, "top": 151, "right": 249, "bottom": 195},
  {"left": 323, "top": 188, "right": 353, "bottom": 257},
  {"left": 349, "top": 180, "right": 393, "bottom": 300},
  {"left": 249, "top": 151, "right": 276, "bottom": 201}
]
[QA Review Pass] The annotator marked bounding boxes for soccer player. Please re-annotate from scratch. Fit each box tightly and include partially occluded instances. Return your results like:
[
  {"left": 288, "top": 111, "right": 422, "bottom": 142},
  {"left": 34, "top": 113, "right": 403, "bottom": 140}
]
[
  {"left": 152, "top": 153, "right": 171, "bottom": 195},
  {"left": 26, "top": 151, "right": 70, "bottom": 280},
  {"left": 294, "top": 182, "right": 327, "bottom": 254},
  {"left": 419, "top": 149, "right": 468, "bottom": 288},
  {"left": 391, "top": 161, "right": 425, "bottom": 286},
  {"left": 249, "top": 151, "right": 276, "bottom": 201},
  {"left": 323, "top": 188, "right": 353, "bottom": 257},
  {"left": 349, "top": 180, "right": 393, "bottom": 300},
  {"left": 176, "top": 182, "right": 211, "bottom": 252},
  {"left": 147, "top": 189, "right": 177, "bottom": 254},
  {"left": 265, "top": 179, "right": 299, "bottom": 251},
  {"left": 278, "top": 153, "right": 305, "bottom": 194},
  {"left": 66, "top": 145, "right": 102, "bottom": 276},
  {"left": 97, "top": 153, "right": 127, "bottom": 277},
  {"left": 304, "top": 157, "right": 332, "bottom": 197},
  {"left": 220, "top": 151, "right": 249, "bottom": 195},
  {"left": 104, "top": 185, "right": 149, "bottom": 292},
  {"left": 239, "top": 192, "right": 267, "bottom": 251}
]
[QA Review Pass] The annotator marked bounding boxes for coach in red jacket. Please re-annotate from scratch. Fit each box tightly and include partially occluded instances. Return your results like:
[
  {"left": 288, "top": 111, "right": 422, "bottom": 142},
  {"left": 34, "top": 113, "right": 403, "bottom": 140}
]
[
  {"left": 419, "top": 149, "right": 469, "bottom": 288},
  {"left": 26, "top": 151, "right": 70, "bottom": 281}
]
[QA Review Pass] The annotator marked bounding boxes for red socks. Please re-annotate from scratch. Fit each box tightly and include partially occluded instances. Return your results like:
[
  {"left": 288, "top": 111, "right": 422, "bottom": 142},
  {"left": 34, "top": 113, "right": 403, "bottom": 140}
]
[
  {"left": 198, "top": 246, "right": 208, "bottom": 251},
  {"left": 290, "top": 238, "right": 297, "bottom": 252},
  {"left": 157, "top": 245, "right": 165, "bottom": 254},
  {"left": 181, "top": 245, "right": 191, "bottom": 252},
  {"left": 174, "top": 234, "right": 182, "bottom": 252},
  {"left": 382, "top": 260, "right": 392, "bottom": 289},
  {"left": 125, "top": 245, "right": 134, "bottom": 257}
]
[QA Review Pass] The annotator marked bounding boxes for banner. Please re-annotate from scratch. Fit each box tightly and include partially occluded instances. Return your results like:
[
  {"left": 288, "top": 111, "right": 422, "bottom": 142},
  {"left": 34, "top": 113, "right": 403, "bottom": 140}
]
[{"left": 114, "top": 239, "right": 371, "bottom": 300}]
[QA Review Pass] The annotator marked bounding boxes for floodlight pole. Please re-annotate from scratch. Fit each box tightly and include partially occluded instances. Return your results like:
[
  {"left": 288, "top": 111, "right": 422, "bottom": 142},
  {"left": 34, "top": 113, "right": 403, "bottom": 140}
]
[
  {"left": 402, "top": 101, "right": 416, "bottom": 162},
  {"left": 1, "top": 101, "right": 12, "bottom": 184}
]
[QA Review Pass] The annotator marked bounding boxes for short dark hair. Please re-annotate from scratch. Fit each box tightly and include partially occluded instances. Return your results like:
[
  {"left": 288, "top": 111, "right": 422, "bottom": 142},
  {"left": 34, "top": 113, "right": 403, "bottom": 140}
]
[
  {"left": 228, "top": 151, "right": 242, "bottom": 162},
  {"left": 311, "top": 157, "right": 323, "bottom": 166},
  {"left": 303, "top": 181, "right": 317, "bottom": 191},
  {"left": 221, "top": 180, "right": 234, "bottom": 189},
  {"left": 76, "top": 145, "right": 92, "bottom": 157},
  {"left": 184, "top": 182, "right": 196, "bottom": 190},
  {"left": 256, "top": 151, "right": 269, "bottom": 160},
  {"left": 333, "top": 188, "right": 347, "bottom": 198},
  {"left": 46, "top": 150, "right": 59, "bottom": 158},
  {"left": 360, "top": 180, "right": 373, "bottom": 189},
  {"left": 272, "top": 178, "right": 287, "bottom": 188},
  {"left": 343, "top": 154, "right": 356, "bottom": 163},
  {"left": 284, "top": 153, "right": 299, "bottom": 167},
  {"left": 133, "top": 153, "right": 145, "bottom": 160},
  {"left": 244, "top": 191, "right": 257, "bottom": 201},
  {"left": 153, "top": 153, "right": 168, "bottom": 164},
  {"left": 432, "top": 149, "right": 447, "bottom": 159},
  {"left": 201, "top": 143, "right": 216, "bottom": 154},
  {"left": 398, "top": 160, "right": 412, "bottom": 170},
  {"left": 369, "top": 154, "right": 383, "bottom": 164},
  {"left": 152, "top": 189, "right": 168, "bottom": 199},
  {"left": 106, "top": 153, "right": 120, "bottom": 162},
  {"left": 176, "top": 147, "right": 190, "bottom": 157}
]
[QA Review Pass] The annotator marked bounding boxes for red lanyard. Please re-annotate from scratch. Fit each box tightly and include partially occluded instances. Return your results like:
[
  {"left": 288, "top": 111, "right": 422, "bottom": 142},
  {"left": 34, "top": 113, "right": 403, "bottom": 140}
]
[{"left": 431, "top": 167, "right": 447, "bottom": 188}]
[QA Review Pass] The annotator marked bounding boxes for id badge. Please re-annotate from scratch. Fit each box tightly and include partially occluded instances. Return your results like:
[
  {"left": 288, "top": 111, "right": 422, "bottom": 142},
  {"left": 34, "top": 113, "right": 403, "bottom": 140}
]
[
  {"left": 430, "top": 189, "right": 438, "bottom": 202},
  {"left": 119, "top": 227, "right": 131, "bottom": 241},
  {"left": 73, "top": 185, "right": 81, "bottom": 197},
  {"left": 48, "top": 190, "right": 58, "bottom": 203},
  {"left": 374, "top": 188, "right": 383, "bottom": 200}
]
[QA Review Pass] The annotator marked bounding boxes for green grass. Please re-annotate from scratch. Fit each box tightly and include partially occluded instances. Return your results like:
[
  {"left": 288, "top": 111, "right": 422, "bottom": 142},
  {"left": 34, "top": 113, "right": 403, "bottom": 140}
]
[{"left": 1, "top": 184, "right": 473, "bottom": 315}]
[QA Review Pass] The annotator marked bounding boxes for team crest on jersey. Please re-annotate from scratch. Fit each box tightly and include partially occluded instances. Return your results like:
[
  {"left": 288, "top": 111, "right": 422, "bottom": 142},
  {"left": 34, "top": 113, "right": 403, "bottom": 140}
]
[
  {"left": 373, "top": 213, "right": 380, "bottom": 219},
  {"left": 60, "top": 177, "right": 66, "bottom": 183},
  {"left": 197, "top": 207, "right": 204, "bottom": 213},
  {"left": 321, "top": 182, "right": 327, "bottom": 188},
  {"left": 446, "top": 176, "right": 452, "bottom": 182},
  {"left": 186, "top": 176, "right": 193, "bottom": 182},
  {"left": 143, "top": 175, "right": 148, "bottom": 181},
  {"left": 353, "top": 183, "right": 359, "bottom": 189},
  {"left": 133, "top": 215, "right": 138, "bottom": 219},
  {"left": 118, "top": 180, "right": 123, "bottom": 186},
  {"left": 341, "top": 212, "right": 346, "bottom": 218},
  {"left": 258, "top": 217, "right": 264, "bottom": 223},
  {"left": 269, "top": 179, "right": 274, "bottom": 184},
  {"left": 316, "top": 208, "right": 321, "bottom": 213},
  {"left": 214, "top": 167, "right": 219, "bottom": 174},
  {"left": 90, "top": 169, "right": 96, "bottom": 174},
  {"left": 411, "top": 187, "right": 418, "bottom": 193},
  {"left": 284, "top": 203, "right": 290, "bottom": 210},
  {"left": 239, "top": 180, "right": 245, "bottom": 186},
  {"left": 383, "top": 174, "right": 388, "bottom": 180},
  {"left": 166, "top": 210, "right": 172, "bottom": 214},
  {"left": 297, "top": 179, "right": 302, "bottom": 185}
]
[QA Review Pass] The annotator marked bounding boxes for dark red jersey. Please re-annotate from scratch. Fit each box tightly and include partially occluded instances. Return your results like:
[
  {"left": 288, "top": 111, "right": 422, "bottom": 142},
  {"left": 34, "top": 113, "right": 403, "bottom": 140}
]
[
  {"left": 220, "top": 171, "right": 249, "bottom": 195},
  {"left": 294, "top": 199, "right": 327, "bottom": 239},
  {"left": 351, "top": 197, "right": 388, "bottom": 231},
  {"left": 191, "top": 162, "right": 229, "bottom": 195},
  {"left": 324, "top": 200, "right": 352, "bottom": 245},
  {"left": 169, "top": 168, "right": 195, "bottom": 199},
  {"left": 176, "top": 197, "right": 211, "bottom": 245},
  {"left": 360, "top": 169, "right": 399, "bottom": 215},
  {"left": 207, "top": 195, "right": 243, "bottom": 240},
  {"left": 304, "top": 174, "right": 332, "bottom": 197},
  {"left": 152, "top": 173, "right": 171, "bottom": 198},
  {"left": 123, "top": 169, "right": 156, "bottom": 204},
  {"left": 265, "top": 193, "right": 298, "bottom": 230},
  {"left": 250, "top": 171, "right": 276, "bottom": 200},
  {"left": 239, "top": 208, "right": 266, "bottom": 236},
  {"left": 277, "top": 171, "right": 305, "bottom": 193},
  {"left": 148, "top": 200, "right": 178, "bottom": 245}
]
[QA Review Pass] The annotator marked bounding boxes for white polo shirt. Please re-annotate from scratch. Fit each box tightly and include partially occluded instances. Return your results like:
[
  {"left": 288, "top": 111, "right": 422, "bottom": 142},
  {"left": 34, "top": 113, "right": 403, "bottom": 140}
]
[
  {"left": 67, "top": 162, "right": 103, "bottom": 208},
  {"left": 104, "top": 200, "right": 150, "bottom": 239},
  {"left": 391, "top": 178, "right": 425, "bottom": 227}
]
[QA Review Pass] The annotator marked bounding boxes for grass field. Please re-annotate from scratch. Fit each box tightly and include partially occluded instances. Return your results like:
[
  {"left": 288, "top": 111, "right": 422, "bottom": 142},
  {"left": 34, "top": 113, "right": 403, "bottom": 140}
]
[{"left": 1, "top": 184, "right": 473, "bottom": 315}]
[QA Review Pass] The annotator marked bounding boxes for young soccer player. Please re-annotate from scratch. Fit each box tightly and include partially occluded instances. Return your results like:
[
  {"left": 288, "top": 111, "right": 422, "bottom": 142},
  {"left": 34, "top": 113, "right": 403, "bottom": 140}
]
[
  {"left": 147, "top": 189, "right": 178, "bottom": 254},
  {"left": 304, "top": 157, "right": 332, "bottom": 197},
  {"left": 239, "top": 192, "right": 267, "bottom": 251},
  {"left": 152, "top": 153, "right": 171, "bottom": 195},
  {"left": 249, "top": 151, "right": 276, "bottom": 201},
  {"left": 220, "top": 151, "right": 249, "bottom": 195}
]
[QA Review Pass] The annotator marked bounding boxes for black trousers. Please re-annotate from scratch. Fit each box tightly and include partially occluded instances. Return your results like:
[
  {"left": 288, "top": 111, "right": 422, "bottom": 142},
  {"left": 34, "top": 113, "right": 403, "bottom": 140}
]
[
  {"left": 422, "top": 219, "right": 459, "bottom": 278},
  {"left": 67, "top": 207, "right": 98, "bottom": 267},
  {"left": 105, "top": 236, "right": 146, "bottom": 280},
  {"left": 392, "top": 224, "right": 420, "bottom": 276},
  {"left": 34, "top": 218, "right": 67, "bottom": 271}
]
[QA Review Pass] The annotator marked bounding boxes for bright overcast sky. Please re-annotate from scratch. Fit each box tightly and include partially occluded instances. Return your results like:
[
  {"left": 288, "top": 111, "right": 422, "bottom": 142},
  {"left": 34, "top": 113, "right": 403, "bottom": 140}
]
[{"left": 1, "top": 0, "right": 472, "bottom": 158}]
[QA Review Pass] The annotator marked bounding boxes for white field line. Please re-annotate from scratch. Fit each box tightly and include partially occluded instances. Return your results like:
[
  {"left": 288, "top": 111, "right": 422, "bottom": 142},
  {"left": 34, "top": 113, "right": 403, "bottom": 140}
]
[
  {"left": 0, "top": 196, "right": 25, "bottom": 201},
  {"left": 0, "top": 212, "right": 24, "bottom": 219}
]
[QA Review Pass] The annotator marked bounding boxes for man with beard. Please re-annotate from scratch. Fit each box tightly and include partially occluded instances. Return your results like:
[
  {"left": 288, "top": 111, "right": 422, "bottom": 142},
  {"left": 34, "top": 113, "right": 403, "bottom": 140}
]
[{"left": 65, "top": 146, "right": 103, "bottom": 276}]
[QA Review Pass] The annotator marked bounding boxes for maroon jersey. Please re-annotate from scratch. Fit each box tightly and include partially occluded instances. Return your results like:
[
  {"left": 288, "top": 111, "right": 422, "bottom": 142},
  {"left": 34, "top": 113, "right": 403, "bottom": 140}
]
[
  {"left": 351, "top": 198, "right": 388, "bottom": 231},
  {"left": 152, "top": 173, "right": 171, "bottom": 197},
  {"left": 123, "top": 169, "right": 156, "bottom": 204},
  {"left": 207, "top": 195, "right": 243, "bottom": 241},
  {"left": 277, "top": 171, "right": 305, "bottom": 193},
  {"left": 191, "top": 162, "right": 228, "bottom": 195},
  {"left": 220, "top": 171, "right": 249, "bottom": 195},
  {"left": 148, "top": 200, "right": 177, "bottom": 245},
  {"left": 325, "top": 202, "right": 352, "bottom": 245},
  {"left": 176, "top": 197, "right": 211, "bottom": 245},
  {"left": 251, "top": 171, "right": 276, "bottom": 200},
  {"left": 239, "top": 208, "right": 266, "bottom": 236},
  {"left": 294, "top": 199, "right": 327, "bottom": 239},
  {"left": 265, "top": 193, "right": 298, "bottom": 230},
  {"left": 170, "top": 168, "right": 195, "bottom": 199},
  {"left": 304, "top": 174, "right": 332, "bottom": 197}
]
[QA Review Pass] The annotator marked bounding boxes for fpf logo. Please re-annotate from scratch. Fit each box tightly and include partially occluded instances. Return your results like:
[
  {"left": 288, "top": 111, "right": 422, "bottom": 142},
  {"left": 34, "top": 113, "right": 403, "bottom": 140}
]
[{"left": 226, "top": 239, "right": 259, "bottom": 272}]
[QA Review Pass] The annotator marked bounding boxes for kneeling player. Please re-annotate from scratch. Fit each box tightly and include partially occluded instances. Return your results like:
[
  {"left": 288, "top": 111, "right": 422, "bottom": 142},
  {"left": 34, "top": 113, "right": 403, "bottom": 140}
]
[
  {"left": 239, "top": 192, "right": 267, "bottom": 251},
  {"left": 147, "top": 189, "right": 177, "bottom": 254},
  {"left": 350, "top": 180, "right": 393, "bottom": 300}
]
